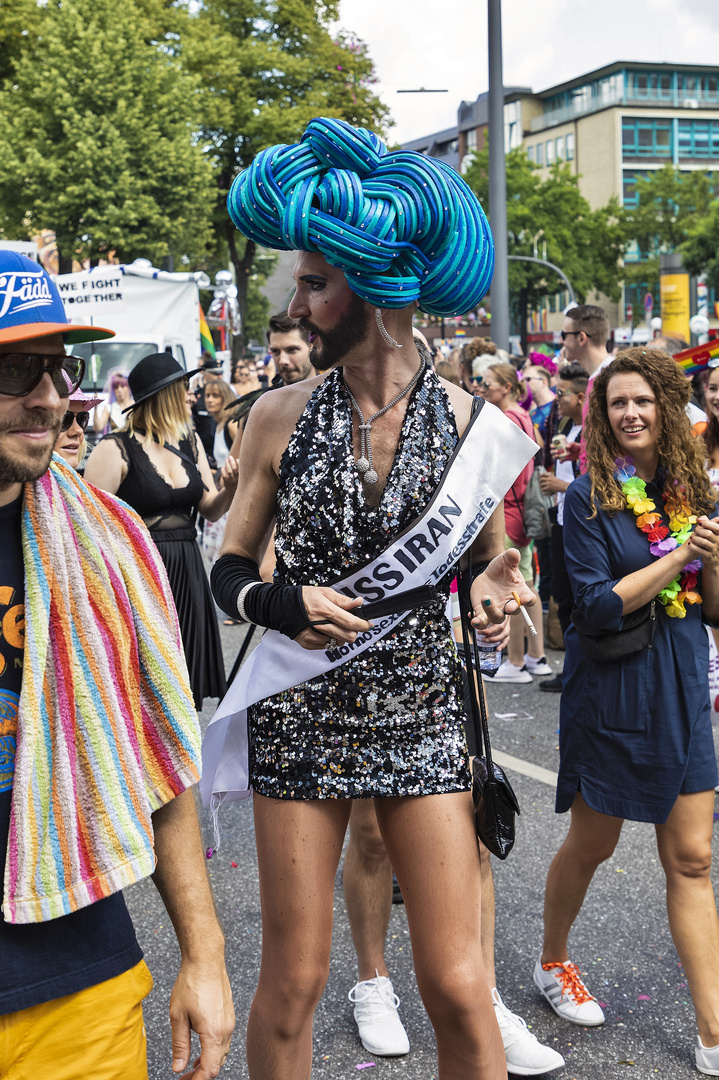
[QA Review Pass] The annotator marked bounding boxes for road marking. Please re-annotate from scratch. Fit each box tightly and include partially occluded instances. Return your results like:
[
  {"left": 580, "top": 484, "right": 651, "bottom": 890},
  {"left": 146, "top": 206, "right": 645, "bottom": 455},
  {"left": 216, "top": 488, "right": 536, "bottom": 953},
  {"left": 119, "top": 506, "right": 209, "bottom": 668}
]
[{"left": 493, "top": 750, "right": 557, "bottom": 788}]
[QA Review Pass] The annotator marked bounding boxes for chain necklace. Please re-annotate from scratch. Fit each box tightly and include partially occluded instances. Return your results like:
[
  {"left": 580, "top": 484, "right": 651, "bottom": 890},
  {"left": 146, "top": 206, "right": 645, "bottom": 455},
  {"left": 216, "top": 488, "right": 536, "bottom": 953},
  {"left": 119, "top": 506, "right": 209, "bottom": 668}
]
[{"left": 345, "top": 357, "right": 425, "bottom": 485}]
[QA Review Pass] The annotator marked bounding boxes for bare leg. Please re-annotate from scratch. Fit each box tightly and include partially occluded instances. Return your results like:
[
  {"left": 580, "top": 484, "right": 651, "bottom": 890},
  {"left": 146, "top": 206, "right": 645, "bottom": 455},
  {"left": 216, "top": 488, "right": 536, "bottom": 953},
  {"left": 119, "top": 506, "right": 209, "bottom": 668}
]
[
  {"left": 655, "top": 790, "right": 719, "bottom": 1046},
  {"left": 343, "top": 800, "right": 393, "bottom": 981},
  {"left": 541, "top": 792, "right": 624, "bottom": 963},
  {"left": 375, "top": 791, "right": 505, "bottom": 1079},
  {"left": 247, "top": 794, "right": 352, "bottom": 1080},
  {"left": 478, "top": 839, "right": 497, "bottom": 988}
]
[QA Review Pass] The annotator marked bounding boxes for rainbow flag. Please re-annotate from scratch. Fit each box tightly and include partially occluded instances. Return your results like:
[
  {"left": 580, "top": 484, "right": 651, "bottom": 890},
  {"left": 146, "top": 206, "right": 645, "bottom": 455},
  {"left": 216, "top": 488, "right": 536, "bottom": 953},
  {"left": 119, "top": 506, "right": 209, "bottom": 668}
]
[
  {"left": 199, "top": 304, "right": 216, "bottom": 358},
  {"left": 673, "top": 338, "right": 719, "bottom": 375}
]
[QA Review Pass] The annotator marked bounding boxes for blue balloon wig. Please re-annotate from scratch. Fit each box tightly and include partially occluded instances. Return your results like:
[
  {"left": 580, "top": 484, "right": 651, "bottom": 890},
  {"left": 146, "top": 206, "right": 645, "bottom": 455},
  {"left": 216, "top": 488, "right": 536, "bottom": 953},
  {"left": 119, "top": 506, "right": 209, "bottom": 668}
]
[{"left": 227, "top": 117, "right": 494, "bottom": 317}]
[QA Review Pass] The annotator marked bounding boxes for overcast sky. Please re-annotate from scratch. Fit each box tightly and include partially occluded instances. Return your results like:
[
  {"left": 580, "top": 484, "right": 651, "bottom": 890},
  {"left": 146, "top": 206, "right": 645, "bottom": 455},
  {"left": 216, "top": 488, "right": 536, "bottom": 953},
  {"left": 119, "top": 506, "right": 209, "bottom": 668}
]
[{"left": 332, "top": 0, "right": 719, "bottom": 144}]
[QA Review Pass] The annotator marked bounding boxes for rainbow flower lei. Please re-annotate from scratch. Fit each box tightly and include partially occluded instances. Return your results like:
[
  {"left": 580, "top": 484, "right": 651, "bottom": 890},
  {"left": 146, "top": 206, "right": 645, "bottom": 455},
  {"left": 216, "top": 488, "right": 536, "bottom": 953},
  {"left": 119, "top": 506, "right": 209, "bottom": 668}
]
[{"left": 615, "top": 457, "right": 702, "bottom": 618}]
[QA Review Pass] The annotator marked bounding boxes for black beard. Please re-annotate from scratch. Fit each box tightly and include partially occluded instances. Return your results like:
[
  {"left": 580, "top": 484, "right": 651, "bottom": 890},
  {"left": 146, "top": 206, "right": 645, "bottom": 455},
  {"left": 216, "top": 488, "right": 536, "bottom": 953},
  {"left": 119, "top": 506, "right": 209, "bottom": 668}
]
[
  {"left": 305, "top": 292, "right": 371, "bottom": 371},
  {"left": 0, "top": 410, "right": 62, "bottom": 484}
]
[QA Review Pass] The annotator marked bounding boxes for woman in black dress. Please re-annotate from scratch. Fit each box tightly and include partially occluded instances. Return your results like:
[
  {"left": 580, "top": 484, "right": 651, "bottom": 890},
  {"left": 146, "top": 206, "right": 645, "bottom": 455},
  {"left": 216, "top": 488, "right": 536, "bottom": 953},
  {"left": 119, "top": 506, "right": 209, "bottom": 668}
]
[{"left": 85, "top": 352, "right": 239, "bottom": 708}]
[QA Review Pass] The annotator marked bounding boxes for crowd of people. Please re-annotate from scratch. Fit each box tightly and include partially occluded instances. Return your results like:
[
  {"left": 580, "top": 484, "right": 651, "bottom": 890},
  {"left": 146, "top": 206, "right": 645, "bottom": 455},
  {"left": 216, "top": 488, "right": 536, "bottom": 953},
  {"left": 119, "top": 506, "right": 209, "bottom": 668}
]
[{"left": 3, "top": 112, "right": 719, "bottom": 1080}]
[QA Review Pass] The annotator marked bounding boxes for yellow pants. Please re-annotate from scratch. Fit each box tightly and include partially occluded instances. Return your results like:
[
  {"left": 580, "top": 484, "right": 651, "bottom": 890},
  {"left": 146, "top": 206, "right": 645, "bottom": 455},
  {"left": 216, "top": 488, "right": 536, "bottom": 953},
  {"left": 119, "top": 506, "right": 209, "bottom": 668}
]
[{"left": 0, "top": 960, "right": 153, "bottom": 1080}]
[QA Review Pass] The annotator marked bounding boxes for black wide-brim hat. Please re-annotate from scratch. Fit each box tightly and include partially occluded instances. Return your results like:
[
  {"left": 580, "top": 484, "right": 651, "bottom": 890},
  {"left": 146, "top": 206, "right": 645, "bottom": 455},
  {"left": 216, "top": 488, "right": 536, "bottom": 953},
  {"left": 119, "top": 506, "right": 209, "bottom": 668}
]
[{"left": 123, "top": 351, "right": 203, "bottom": 412}]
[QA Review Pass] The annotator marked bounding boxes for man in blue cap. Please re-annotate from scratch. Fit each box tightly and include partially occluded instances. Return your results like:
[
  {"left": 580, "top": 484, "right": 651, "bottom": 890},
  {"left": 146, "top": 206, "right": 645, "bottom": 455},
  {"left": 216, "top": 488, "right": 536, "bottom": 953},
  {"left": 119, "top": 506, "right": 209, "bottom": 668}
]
[{"left": 0, "top": 253, "right": 234, "bottom": 1079}]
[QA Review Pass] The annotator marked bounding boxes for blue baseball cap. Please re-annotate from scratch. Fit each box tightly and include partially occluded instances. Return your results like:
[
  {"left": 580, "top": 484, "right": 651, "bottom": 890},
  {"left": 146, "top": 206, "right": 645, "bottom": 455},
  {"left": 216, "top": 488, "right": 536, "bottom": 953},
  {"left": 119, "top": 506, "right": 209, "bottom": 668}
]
[{"left": 0, "top": 251, "right": 115, "bottom": 345}]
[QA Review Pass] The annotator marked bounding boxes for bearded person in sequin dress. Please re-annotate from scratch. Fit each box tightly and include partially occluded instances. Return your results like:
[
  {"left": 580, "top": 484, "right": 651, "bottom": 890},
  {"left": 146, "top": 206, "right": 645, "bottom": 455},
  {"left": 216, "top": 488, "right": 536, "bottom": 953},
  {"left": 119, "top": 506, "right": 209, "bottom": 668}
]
[{"left": 208, "top": 119, "right": 538, "bottom": 1080}]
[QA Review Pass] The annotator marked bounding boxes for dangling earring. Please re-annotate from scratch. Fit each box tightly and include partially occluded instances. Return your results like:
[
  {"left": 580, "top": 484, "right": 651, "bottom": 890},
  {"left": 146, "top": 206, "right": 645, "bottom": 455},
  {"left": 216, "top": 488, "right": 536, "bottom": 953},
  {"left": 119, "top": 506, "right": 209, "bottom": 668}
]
[{"left": 375, "top": 308, "right": 403, "bottom": 349}]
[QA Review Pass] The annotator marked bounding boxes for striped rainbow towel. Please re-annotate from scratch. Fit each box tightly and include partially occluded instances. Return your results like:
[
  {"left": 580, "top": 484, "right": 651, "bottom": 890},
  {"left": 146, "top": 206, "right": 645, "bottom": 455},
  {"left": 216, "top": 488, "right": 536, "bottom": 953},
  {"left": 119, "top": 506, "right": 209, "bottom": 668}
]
[{"left": 4, "top": 456, "right": 201, "bottom": 924}]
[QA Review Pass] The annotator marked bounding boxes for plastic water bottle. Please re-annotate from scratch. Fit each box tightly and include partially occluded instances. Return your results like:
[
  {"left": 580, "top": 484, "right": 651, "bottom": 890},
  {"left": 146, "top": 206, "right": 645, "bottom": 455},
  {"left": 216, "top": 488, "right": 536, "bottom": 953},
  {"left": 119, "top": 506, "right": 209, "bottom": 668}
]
[{"left": 475, "top": 633, "right": 501, "bottom": 675}]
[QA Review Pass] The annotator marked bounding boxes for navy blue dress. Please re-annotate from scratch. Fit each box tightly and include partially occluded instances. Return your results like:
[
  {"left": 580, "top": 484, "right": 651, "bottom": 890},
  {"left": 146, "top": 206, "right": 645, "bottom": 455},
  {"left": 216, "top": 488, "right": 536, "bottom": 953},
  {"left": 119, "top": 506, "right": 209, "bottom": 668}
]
[{"left": 557, "top": 473, "right": 718, "bottom": 824}]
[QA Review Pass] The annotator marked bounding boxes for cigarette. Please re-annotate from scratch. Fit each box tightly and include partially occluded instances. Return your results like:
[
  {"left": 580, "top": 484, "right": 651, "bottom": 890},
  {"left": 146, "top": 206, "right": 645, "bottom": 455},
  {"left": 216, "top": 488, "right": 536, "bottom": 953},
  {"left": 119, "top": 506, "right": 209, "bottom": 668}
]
[{"left": 512, "top": 590, "right": 538, "bottom": 636}]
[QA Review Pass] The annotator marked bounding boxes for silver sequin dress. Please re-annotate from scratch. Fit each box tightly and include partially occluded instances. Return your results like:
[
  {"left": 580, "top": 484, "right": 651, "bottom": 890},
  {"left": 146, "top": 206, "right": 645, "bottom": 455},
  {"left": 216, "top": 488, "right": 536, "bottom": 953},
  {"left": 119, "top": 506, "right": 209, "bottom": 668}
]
[{"left": 249, "top": 364, "right": 471, "bottom": 799}]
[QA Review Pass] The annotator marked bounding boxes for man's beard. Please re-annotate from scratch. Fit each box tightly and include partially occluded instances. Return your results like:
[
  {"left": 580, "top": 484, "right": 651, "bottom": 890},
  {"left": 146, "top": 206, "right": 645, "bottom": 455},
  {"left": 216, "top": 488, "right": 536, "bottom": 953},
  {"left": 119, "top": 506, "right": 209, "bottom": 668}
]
[
  {"left": 304, "top": 292, "right": 371, "bottom": 371},
  {"left": 0, "top": 410, "right": 62, "bottom": 485}
]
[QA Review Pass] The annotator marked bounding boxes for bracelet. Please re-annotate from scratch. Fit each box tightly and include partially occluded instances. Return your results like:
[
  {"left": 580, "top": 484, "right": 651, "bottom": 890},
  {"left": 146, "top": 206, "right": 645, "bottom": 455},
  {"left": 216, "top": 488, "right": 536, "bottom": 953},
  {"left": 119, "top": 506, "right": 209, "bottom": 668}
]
[{"left": 237, "top": 580, "right": 263, "bottom": 623}]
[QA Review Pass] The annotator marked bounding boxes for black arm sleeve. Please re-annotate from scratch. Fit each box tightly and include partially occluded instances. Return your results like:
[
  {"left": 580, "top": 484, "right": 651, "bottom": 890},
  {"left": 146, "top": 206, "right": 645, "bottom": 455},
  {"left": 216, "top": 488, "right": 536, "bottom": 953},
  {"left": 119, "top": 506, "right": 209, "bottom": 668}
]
[
  {"left": 210, "top": 553, "right": 312, "bottom": 640},
  {"left": 457, "top": 559, "right": 491, "bottom": 617}
]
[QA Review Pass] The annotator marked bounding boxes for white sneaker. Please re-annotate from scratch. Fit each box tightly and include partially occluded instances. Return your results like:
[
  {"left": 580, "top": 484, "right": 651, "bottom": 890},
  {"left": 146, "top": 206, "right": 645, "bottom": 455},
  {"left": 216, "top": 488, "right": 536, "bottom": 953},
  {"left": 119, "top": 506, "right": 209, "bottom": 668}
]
[
  {"left": 524, "top": 654, "right": 553, "bottom": 676},
  {"left": 533, "top": 958, "right": 605, "bottom": 1026},
  {"left": 697, "top": 1035, "right": 719, "bottom": 1075},
  {"left": 492, "top": 989, "right": 565, "bottom": 1076},
  {"left": 348, "top": 972, "right": 410, "bottom": 1057},
  {"left": 488, "top": 659, "right": 533, "bottom": 684}
]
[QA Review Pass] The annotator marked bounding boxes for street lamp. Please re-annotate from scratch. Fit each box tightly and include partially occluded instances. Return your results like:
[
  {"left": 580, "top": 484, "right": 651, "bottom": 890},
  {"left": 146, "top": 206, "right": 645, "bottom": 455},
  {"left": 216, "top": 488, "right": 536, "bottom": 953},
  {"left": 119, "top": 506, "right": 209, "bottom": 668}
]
[{"left": 488, "top": 0, "right": 509, "bottom": 350}]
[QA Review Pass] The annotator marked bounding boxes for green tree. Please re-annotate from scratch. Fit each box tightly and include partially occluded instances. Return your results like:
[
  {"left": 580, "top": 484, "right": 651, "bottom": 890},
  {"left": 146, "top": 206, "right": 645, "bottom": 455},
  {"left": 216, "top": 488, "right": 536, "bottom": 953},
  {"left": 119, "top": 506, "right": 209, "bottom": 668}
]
[
  {"left": 181, "top": 0, "right": 390, "bottom": 344},
  {"left": 0, "top": 0, "right": 215, "bottom": 271},
  {"left": 623, "top": 165, "right": 716, "bottom": 299},
  {"left": 0, "top": 0, "right": 42, "bottom": 84},
  {"left": 682, "top": 206, "right": 719, "bottom": 291},
  {"left": 464, "top": 147, "right": 627, "bottom": 350}
]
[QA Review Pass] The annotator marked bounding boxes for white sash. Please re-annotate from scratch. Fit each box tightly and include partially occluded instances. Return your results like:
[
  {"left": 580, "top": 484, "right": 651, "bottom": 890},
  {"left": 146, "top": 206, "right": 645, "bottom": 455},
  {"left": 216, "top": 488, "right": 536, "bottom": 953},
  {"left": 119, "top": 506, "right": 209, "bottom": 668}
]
[{"left": 200, "top": 400, "right": 536, "bottom": 808}]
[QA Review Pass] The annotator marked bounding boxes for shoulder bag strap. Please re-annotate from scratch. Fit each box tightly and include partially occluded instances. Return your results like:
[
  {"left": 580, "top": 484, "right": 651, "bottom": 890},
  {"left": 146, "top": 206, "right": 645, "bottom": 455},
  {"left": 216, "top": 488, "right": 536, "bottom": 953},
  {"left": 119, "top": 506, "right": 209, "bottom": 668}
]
[{"left": 457, "top": 534, "right": 494, "bottom": 769}]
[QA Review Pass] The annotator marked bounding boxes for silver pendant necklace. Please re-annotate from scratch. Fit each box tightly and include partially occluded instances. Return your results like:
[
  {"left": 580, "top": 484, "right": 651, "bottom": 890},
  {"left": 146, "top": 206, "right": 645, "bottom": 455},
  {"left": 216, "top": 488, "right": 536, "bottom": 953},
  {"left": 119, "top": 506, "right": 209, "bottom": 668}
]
[{"left": 345, "top": 357, "right": 425, "bottom": 485}]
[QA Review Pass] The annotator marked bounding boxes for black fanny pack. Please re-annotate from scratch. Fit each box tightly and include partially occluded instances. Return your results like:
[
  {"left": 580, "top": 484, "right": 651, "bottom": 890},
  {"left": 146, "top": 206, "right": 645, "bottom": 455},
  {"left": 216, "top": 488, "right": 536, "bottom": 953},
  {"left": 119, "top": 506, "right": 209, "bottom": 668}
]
[{"left": 572, "top": 598, "right": 659, "bottom": 662}]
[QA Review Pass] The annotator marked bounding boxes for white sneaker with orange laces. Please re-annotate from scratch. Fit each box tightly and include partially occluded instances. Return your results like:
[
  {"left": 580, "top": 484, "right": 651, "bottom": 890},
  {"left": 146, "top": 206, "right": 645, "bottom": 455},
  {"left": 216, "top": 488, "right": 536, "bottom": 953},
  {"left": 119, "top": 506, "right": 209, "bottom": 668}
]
[{"left": 533, "top": 958, "right": 605, "bottom": 1026}]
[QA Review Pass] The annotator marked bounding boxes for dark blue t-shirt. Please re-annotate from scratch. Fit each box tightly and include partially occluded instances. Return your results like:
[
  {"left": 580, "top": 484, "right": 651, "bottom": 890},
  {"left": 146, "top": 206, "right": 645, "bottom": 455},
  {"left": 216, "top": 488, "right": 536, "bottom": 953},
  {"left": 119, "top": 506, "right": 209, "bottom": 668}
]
[{"left": 0, "top": 494, "right": 142, "bottom": 1015}]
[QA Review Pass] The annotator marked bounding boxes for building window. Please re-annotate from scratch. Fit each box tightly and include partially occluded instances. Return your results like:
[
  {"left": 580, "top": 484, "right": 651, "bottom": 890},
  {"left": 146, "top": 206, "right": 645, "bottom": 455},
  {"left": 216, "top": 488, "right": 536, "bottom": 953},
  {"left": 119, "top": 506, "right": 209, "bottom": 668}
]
[
  {"left": 622, "top": 170, "right": 650, "bottom": 208},
  {"left": 527, "top": 144, "right": 535, "bottom": 162},
  {"left": 465, "top": 128, "right": 478, "bottom": 152},
  {"left": 556, "top": 135, "right": 565, "bottom": 161},
  {"left": 536, "top": 141, "right": 544, "bottom": 166},
  {"left": 566, "top": 132, "right": 575, "bottom": 160},
  {"left": 546, "top": 139, "right": 555, "bottom": 165},
  {"left": 571, "top": 85, "right": 591, "bottom": 114},
  {"left": 677, "top": 119, "right": 719, "bottom": 158},
  {"left": 622, "top": 118, "right": 673, "bottom": 158}
]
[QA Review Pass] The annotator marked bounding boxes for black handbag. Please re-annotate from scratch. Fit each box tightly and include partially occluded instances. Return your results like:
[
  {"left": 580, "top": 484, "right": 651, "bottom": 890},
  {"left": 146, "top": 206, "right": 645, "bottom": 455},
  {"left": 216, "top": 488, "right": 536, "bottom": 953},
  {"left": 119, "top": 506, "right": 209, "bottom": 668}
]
[
  {"left": 571, "top": 598, "right": 658, "bottom": 662},
  {"left": 458, "top": 573, "right": 521, "bottom": 860}
]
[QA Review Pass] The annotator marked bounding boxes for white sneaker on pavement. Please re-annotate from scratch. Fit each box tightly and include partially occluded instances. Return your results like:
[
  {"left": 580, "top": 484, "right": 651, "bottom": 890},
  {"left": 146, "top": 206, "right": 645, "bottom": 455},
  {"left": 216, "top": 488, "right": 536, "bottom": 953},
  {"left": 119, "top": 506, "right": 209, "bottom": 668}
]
[
  {"left": 533, "top": 957, "right": 605, "bottom": 1026},
  {"left": 348, "top": 972, "right": 410, "bottom": 1057},
  {"left": 697, "top": 1035, "right": 719, "bottom": 1075},
  {"left": 489, "top": 659, "right": 533, "bottom": 684},
  {"left": 492, "top": 988, "right": 565, "bottom": 1076},
  {"left": 524, "top": 654, "right": 553, "bottom": 676}
]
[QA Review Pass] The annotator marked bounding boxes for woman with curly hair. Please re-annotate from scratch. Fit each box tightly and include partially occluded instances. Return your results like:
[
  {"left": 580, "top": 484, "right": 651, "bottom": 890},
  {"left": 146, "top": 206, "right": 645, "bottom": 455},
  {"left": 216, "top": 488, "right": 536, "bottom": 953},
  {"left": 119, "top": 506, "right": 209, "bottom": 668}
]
[{"left": 533, "top": 349, "right": 719, "bottom": 1074}]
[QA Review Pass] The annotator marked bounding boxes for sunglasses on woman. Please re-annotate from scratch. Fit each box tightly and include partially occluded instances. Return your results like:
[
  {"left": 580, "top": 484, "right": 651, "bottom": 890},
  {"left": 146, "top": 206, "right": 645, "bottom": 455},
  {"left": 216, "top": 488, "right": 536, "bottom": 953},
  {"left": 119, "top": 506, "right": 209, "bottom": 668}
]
[
  {"left": 0, "top": 353, "right": 84, "bottom": 397},
  {"left": 60, "top": 410, "right": 90, "bottom": 433}
]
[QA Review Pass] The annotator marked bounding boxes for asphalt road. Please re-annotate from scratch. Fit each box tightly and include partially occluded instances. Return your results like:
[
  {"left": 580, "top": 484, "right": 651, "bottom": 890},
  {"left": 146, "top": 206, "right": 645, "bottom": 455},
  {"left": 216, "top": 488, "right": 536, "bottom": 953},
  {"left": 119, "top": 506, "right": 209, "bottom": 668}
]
[{"left": 126, "top": 625, "right": 719, "bottom": 1080}]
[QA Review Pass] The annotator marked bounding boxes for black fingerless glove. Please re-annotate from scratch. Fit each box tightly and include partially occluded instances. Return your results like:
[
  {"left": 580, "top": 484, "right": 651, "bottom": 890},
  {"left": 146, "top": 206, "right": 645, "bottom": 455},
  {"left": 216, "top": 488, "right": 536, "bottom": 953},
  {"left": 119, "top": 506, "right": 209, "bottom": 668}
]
[{"left": 211, "top": 554, "right": 312, "bottom": 639}]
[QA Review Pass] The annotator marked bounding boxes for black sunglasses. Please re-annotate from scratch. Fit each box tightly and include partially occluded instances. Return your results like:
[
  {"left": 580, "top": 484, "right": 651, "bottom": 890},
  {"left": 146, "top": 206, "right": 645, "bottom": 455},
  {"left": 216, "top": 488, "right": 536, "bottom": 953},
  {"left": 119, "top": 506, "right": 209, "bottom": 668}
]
[
  {"left": 60, "top": 409, "right": 90, "bottom": 433},
  {"left": 560, "top": 330, "right": 581, "bottom": 341},
  {"left": 0, "top": 353, "right": 84, "bottom": 397}
]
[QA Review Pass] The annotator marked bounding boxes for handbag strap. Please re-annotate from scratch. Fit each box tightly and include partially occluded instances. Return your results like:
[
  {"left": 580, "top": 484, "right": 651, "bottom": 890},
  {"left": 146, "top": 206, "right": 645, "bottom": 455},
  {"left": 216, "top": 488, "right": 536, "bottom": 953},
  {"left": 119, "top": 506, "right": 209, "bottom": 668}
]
[{"left": 458, "top": 550, "right": 495, "bottom": 771}]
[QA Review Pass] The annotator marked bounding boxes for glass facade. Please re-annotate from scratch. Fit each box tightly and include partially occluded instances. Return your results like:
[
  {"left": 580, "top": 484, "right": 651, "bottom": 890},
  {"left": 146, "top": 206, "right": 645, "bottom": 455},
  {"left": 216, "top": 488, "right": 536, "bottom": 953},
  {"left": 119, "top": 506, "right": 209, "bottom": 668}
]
[
  {"left": 677, "top": 119, "right": 719, "bottom": 157},
  {"left": 621, "top": 118, "right": 672, "bottom": 158},
  {"left": 622, "top": 116, "right": 719, "bottom": 161},
  {"left": 532, "top": 67, "right": 719, "bottom": 133}
]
